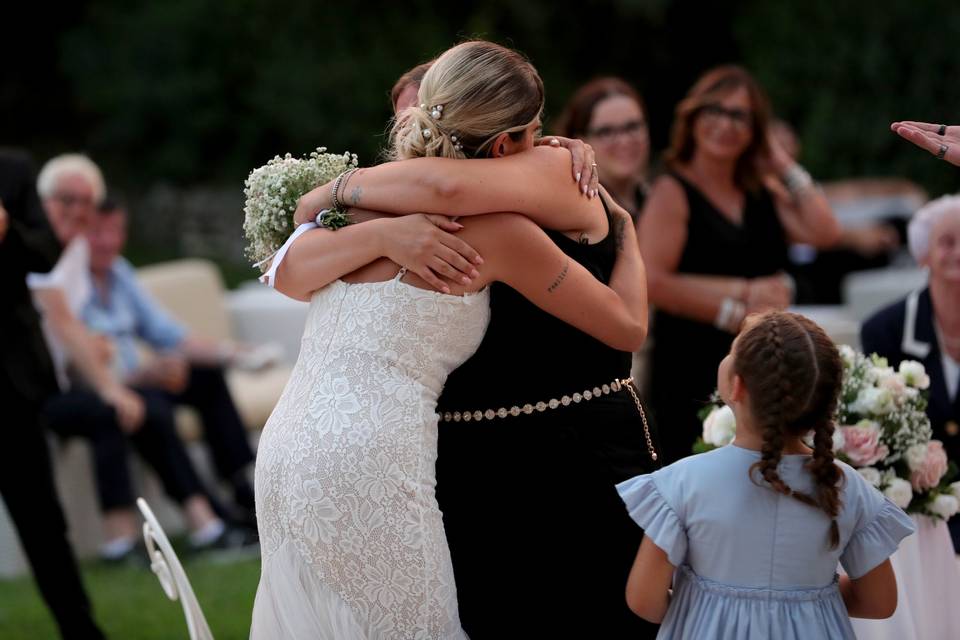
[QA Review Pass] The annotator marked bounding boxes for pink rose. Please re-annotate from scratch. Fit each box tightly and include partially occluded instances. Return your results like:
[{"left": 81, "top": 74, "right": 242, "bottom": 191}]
[
  {"left": 840, "top": 421, "right": 889, "bottom": 467},
  {"left": 910, "top": 441, "right": 949, "bottom": 491}
]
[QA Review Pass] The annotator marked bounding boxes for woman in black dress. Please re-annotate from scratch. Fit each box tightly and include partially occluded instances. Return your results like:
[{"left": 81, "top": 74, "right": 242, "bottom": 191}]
[{"left": 639, "top": 65, "right": 840, "bottom": 464}]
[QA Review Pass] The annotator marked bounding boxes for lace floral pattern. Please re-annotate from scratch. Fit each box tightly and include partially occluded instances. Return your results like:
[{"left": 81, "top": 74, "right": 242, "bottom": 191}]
[{"left": 254, "top": 274, "right": 489, "bottom": 639}]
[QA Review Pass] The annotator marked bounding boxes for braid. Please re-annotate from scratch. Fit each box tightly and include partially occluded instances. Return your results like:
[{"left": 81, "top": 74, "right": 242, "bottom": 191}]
[{"left": 739, "top": 312, "right": 845, "bottom": 550}]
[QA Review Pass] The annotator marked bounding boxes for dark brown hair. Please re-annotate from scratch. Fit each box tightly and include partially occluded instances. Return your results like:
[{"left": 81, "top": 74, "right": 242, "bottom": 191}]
[
  {"left": 734, "top": 311, "right": 845, "bottom": 548},
  {"left": 553, "top": 77, "right": 646, "bottom": 139},
  {"left": 664, "top": 65, "right": 771, "bottom": 192},
  {"left": 390, "top": 61, "right": 433, "bottom": 110}
]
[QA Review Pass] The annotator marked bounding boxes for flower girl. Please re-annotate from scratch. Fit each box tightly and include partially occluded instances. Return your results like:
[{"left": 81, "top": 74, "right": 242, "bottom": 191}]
[{"left": 617, "top": 311, "right": 915, "bottom": 639}]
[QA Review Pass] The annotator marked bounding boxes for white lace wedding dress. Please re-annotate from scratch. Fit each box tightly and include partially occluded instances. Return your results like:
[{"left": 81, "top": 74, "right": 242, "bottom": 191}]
[{"left": 251, "top": 268, "right": 489, "bottom": 639}]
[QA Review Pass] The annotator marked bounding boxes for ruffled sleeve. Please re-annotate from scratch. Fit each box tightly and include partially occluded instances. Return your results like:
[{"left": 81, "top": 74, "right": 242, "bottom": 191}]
[
  {"left": 616, "top": 474, "right": 688, "bottom": 567},
  {"left": 840, "top": 488, "right": 916, "bottom": 579}
]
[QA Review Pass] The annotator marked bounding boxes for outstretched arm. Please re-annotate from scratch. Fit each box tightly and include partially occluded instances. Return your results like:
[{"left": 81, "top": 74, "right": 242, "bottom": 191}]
[{"left": 293, "top": 147, "right": 599, "bottom": 232}]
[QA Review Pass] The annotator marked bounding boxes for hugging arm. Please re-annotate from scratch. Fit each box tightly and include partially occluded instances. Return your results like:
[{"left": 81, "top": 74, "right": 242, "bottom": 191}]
[
  {"left": 481, "top": 213, "right": 647, "bottom": 351},
  {"left": 293, "top": 147, "right": 597, "bottom": 232},
  {"left": 274, "top": 214, "right": 482, "bottom": 300}
]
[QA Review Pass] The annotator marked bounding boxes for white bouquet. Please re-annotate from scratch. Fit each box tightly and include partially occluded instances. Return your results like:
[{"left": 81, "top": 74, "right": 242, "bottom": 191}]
[
  {"left": 243, "top": 147, "right": 359, "bottom": 266},
  {"left": 696, "top": 346, "right": 959, "bottom": 519}
]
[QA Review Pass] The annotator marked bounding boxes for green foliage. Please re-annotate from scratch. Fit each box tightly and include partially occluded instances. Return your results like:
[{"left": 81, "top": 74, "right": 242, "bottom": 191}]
[{"left": 736, "top": 0, "right": 960, "bottom": 195}]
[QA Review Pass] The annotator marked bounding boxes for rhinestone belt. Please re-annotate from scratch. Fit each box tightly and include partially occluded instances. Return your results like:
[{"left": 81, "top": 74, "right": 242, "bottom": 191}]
[{"left": 439, "top": 376, "right": 658, "bottom": 462}]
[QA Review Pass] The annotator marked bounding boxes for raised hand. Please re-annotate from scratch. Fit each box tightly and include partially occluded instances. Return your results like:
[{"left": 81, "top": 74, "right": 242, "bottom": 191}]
[
  {"left": 891, "top": 121, "right": 960, "bottom": 167},
  {"left": 382, "top": 214, "right": 482, "bottom": 294},
  {"left": 537, "top": 136, "right": 600, "bottom": 197}
]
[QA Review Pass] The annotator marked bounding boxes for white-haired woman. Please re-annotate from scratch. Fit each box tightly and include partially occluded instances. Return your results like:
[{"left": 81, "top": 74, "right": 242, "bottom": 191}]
[{"left": 861, "top": 194, "right": 960, "bottom": 550}]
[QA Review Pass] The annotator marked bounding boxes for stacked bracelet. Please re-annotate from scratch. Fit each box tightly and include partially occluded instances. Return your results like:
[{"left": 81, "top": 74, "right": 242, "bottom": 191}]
[
  {"left": 714, "top": 297, "right": 746, "bottom": 333},
  {"left": 783, "top": 164, "right": 814, "bottom": 196}
]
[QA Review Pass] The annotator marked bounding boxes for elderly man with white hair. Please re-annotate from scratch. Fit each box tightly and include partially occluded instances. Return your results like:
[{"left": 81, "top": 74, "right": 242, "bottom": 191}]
[
  {"left": 861, "top": 193, "right": 960, "bottom": 549},
  {"left": 30, "top": 154, "right": 252, "bottom": 563}
]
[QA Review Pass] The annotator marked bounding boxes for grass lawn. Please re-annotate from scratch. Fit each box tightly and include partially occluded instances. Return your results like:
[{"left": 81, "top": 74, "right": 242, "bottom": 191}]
[{"left": 0, "top": 553, "right": 260, "bottom": 639}]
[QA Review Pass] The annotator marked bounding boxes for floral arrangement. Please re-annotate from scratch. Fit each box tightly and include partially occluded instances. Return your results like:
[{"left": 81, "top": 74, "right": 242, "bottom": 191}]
[
  {"left": 243, "top": 147, "right": 358, "bottom": 266},
  {"left": 696, "top": 346, "right": 959, "bottom": 520}
]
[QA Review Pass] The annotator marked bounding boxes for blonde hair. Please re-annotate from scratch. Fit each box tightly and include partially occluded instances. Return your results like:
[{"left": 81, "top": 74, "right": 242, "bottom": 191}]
[
  {"left": 37, "top": 153, "right": 106, "bottom": 205},
  {"left": 389, "top": 40, "right": 544, "bottom": 160}
]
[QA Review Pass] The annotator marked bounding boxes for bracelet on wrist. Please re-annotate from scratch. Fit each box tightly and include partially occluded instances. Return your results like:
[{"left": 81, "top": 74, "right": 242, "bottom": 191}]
[
  {"left": 782, "top": 164, "right": 814, "bottom": 196},
  {"left": 714, "top": 297, "right": 746, "bottom": 333}
]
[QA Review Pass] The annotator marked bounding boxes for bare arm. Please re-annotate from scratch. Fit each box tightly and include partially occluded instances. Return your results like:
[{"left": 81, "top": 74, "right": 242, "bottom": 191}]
[
  {"left": 33, "top": 288, "right": 144, "bottom": 430},
  {"left": 275, "top": 214, "right": 482, "bottom": 301},
  {"left": 479, "top": 213, "right": 647, "bottom": 352},
  {"left": 840, "top": 559, "right": 898, "bottom": 619},
  {"left": 625, "top": 536, "right": 675, "bottom": 623},
  {"left": 293, "top": 147, "right": 599, "bottom": 233},
  {"left": 602, "top": 189, "right": 649, "bottom": 340},
  {"left": 639, "top": 176, "right": 790, "bottom": 329}
]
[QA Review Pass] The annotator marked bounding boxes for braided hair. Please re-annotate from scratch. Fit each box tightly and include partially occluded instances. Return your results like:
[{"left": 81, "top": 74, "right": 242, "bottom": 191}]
[{"left": 734, "top": 311, "right": 845, "bottom": 548}]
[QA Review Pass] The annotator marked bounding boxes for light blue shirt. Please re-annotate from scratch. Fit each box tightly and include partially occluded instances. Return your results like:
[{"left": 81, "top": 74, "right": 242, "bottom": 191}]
[{"left": 82, "top": 257, "right": 186, "bottom": 377}]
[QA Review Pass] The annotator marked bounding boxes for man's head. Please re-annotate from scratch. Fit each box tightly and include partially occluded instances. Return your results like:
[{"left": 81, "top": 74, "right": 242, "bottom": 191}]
[
  {"left": 37, "top": 154, "right": 105, "bottom": 245},
  {"left": 88, "top": 197, "right": 128, "bottom": 275},
  {"left": 391, "top": 61, "right": 432, "bottom": 113}
]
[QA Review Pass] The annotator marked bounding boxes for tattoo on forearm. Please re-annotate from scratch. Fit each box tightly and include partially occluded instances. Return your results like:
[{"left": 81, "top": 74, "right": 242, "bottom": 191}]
[
  {"left": 547, "top": 259, "right": 570, "bottom": 293},
  {"left": 613, "top": 213, "right": 627, "bottom": 252},
  {"left": 350, "top": 186, "right": 363, "bottom": 207}
]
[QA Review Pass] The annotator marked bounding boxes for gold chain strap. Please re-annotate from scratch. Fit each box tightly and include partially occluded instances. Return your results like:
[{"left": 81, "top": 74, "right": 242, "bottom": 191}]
[{"left": 619, "top": 378, "right": 659, "bottom": 462}]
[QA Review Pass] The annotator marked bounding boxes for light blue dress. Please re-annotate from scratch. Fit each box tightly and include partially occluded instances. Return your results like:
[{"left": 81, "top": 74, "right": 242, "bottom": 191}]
[{"left": 617, "top": 444, "right": 916, "bottom": 640}]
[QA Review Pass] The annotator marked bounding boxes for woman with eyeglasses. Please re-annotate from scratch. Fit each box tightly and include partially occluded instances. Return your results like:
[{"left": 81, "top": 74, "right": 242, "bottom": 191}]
[
  {"left": 639, "top": 65, "right": 839, "bottom": 464},
  {"left": 556, "top": 77, "right": 650, "bottom": 223}
]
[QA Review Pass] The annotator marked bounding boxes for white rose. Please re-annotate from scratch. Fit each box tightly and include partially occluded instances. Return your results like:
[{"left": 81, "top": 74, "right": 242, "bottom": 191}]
[
  {"left": 930, "top": 494, "right": 960, "bottom": 519},
  {"left": 899, "top": 360, "right": 930, "bottom": 390},
  {"left": 703, "top": 405, "right": 736, "bottom": 447},
  {"left": 858, "top": 467, "right": 882, "bottom": 487},
  {"left": 883, "top": 478, "right": 914, "bottom": 509},
  {"left": 839, "top": 344, "right": 857, "bottom": 366},
  {"left": 851, "top": 387, "right": 894, "bottom": 416},
  {"left": 905, "top": 443, "right": 930, "bottom": 471}
]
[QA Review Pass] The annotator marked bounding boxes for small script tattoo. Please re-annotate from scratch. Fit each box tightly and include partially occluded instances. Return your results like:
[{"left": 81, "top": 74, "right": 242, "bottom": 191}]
[
  {"left": 547, "top": 259, "right": 570, "bottom": 293},
  {"left": 613, "top": 213, "right": 627, "bottom": 252},
  {"left": 350, "top": 185, "right": 363, "bottom": 207}
]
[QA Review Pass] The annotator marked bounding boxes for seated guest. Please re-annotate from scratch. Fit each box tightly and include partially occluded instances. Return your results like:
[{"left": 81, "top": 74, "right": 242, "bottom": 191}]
[
  {"left": 83, "top": 198, "right": 258, "bottom": 524},
  {"left": 32, "top": 155, "right": 251, "bottom": 560},
  {"left": 861, "top": 194, "right": 960, "bottom": 550}
]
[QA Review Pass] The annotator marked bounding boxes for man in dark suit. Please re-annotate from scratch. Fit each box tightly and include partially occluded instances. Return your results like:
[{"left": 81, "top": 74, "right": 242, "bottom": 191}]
[
  {"left": 0, "top": 148, "right": 106, "bottom": 639},
  {"left": 861, "top": 287, "right": 960, "bottom": 549}
]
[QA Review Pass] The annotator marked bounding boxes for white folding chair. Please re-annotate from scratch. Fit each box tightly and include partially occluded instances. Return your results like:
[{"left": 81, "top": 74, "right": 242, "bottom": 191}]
[{"left": 137, "top": 498, "right": 215, "bottom": 640}]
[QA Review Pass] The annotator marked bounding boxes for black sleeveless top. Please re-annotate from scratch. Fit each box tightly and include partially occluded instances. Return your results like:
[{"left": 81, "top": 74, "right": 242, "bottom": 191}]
[
  {"left": 434, "top": 199, "right": 659, "bottom": 638},
  {"left": 648, "top": 173, "right": 790, "bottom": 462},
  {"left": 437, "top": 203, "right": 631, "bottom": 413}
]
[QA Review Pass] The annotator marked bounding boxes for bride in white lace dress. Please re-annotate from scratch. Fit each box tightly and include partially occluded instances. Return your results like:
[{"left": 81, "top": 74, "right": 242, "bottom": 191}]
[{"left": 250, "top": 41, "right": 648, "bottom": 639}]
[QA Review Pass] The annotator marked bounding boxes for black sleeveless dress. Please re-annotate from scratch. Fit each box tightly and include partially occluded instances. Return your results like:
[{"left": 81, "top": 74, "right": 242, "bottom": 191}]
[
  {"left": 436, "top": 201, "right": 660, "bottom": 639},
  {"left": 648, "top": 173, "right": 790, "bottom": 464}
]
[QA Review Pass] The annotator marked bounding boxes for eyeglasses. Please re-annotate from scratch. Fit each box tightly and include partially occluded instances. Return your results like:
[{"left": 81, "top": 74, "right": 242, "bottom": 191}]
[
  {"left": 699, "top": 104, "right": 753, "bottom": 129},
  {"left": 51, "top": 192, "right": 95, "bottom": 208},
  {"left": 586, "top": 119, "right": 648, "bottom": 143}
]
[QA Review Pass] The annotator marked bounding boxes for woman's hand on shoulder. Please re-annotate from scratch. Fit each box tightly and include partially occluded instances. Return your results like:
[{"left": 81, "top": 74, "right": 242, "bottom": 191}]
[{"left": 536, "top": 135, "right": 599, "bottom": 197}]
